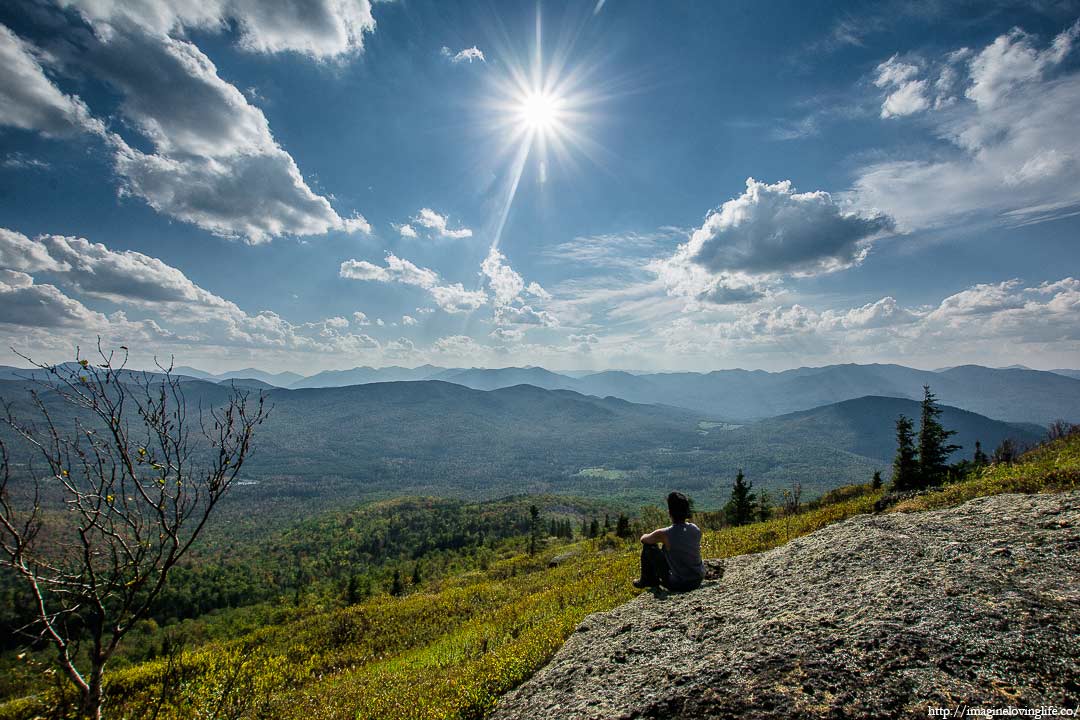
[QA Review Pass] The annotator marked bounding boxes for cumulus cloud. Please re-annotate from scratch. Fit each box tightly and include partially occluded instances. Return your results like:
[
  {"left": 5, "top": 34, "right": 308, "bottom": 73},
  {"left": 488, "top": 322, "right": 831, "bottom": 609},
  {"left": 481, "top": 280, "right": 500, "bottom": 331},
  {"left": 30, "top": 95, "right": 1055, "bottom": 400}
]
[
  {"left": 58, "top": 0, "right": 377, "bottom": 60},
  {"left": 494, "top": 304, "right": 558, "bottom": 328},
  {"left": 340, "top": 253, "right": 487, "bottom": 314},
  {"left": 0, "top": 23, "right": 104, "bottom": 137},
  {"left": 88, "top": 30, "right": 368, "bottom": 242},
  {"left": 0, "top": 228, "right": 67, "bottom": 273},
  {"left": 412, "top": 208, "right": 473, "bottom": 239},
  {"left": 481, "top": 248, "right": 525, "bottom": 307},
  {"left": 0, "top": 269, "right": 104, "bottom": 328},
  {"left": 396, "top": 223, "right": 419, "bottom": 238},
  {"left": 441, "top": 46, "right": 485, "bottom": 64},
  {"left": 433, "top": 334, "right": 486, "bottom": 357},
  {"left": 0, "top": 17, "right": 368, "bottom": 243},
  {"left": 490, "top": 327, "right": 524, "bottom": 343},
  {"left": 352, "top": 311, "right": 370, "bottom": 325},
  {"left": 652, "top": 178, "right": 892, "bottom": 304},
  {"left": 0, "top": 227, "right": 385, "bottom": 357},
  {"left": 401, "top": 315, "right": 417, "bottom": 326},
  {"left": 480, "top": 247, "right": 558, "bottom": 330},
  {"left": 874, "top": 55, "right": 930, "bottom": 118},
  {"left": 660, "top": 278, "right": 1080, "bottom": 366},
  {"left": 855, "top": 20, "right": 1080, "bottom": 229}
]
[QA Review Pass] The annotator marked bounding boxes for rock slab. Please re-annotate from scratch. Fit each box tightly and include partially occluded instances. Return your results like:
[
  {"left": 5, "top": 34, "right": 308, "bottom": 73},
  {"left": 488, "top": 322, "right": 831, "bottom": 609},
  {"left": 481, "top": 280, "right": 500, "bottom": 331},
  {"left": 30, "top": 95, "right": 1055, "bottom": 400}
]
[{"left": 491, "top": 492, "right": 1080, "bottom": 719}]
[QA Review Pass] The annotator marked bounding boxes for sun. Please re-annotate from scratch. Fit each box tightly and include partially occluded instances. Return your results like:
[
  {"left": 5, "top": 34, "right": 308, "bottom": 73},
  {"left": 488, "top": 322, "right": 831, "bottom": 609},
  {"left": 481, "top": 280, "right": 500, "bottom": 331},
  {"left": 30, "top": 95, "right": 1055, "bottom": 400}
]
[{"left": 518, "top": 91, "right": 562, "bottom": 133}]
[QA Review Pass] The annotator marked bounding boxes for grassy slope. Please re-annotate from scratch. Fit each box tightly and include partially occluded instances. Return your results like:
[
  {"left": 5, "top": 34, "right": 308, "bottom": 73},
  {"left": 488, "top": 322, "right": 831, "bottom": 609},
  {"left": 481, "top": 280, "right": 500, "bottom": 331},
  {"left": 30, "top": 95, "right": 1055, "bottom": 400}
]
[{"left": 3, "top": 433, "right": 1077, "bottom": 720}]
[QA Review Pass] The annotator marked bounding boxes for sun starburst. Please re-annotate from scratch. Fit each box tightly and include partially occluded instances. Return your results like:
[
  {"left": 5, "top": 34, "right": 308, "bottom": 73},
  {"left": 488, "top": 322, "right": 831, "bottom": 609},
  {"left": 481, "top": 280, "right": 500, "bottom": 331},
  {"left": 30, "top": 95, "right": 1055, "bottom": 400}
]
[{"left": 481, "top": 6, "right": 609, "bottom": 251}]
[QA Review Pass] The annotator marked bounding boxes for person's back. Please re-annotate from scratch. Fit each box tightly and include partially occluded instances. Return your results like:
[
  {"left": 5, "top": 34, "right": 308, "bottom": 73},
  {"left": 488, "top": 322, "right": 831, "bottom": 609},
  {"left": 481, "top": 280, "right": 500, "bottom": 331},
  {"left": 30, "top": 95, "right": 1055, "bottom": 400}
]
[
  {"left": 663, "top": 520, "right": 705, "bottom": 587},
  {"left": 634, "top": 491, "right": 705, "bottom": 592}
]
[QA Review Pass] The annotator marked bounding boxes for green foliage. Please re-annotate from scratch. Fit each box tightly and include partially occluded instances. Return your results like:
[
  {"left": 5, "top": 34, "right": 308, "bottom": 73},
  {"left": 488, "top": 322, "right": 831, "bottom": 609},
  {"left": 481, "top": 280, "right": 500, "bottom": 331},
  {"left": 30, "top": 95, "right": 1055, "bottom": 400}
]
[
  {"left": 1, "top": 485, "right": 889, "bottom": 720},
  {"left": 917, "top": 385, "right": 961, "bottom": 487},
  {"left": 5, "top": 433, "right": 1075, "bottom": 720},
  {"left": 890, "top": 414, "right": 919, "bottom": 491},
  {"left": 723, "top": 469, "right": 756, "bottom": 526},
  {"left": 891, "top": 428, "right": 1080, "bottom": 513}
]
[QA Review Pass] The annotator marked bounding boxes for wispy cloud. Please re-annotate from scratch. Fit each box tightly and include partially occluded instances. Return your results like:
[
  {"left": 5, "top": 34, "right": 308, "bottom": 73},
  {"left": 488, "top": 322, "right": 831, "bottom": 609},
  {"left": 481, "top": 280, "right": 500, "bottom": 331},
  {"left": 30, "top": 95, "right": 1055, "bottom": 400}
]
[{"left": 441, "top": 46, "right": 485, "bottom": 64}]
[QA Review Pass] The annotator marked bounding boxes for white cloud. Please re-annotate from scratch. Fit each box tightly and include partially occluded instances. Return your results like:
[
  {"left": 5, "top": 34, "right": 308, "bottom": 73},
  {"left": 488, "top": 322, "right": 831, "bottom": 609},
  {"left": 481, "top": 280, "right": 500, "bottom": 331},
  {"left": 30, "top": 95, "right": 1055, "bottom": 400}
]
[
  {"left": 0, "top": 19, "right": 368, "bottom": 244},
  {"left": 413, "top": 208, "right": 473, "bottom": 239},
  {"left": 401, "top": 315, "right": 417, "bottom": 326},
  {"left": 490, "top": 327, "right": 524, "bottom": 342},
  {"left": 480, "top": 247, "right": 558, "bottom": 329},
  {"left": 89, "top": 31, "right": 367, "bottom": 243},
  {"left": 0, "top": 269, "right": 104, "bottom": 328},
  {"left": 967, "top": 22, "right": 1079, "bottom": 107},
  {"left": 0, "top": 23, "right": 104, "bottom": 137},
  {"left": 441, "top": 46, "right": 485, "bottom": 64},
  {"left": 340, "top": 253, "right": 487, "bottom": 314},
  {"left": 0, "top": 228, "right": 67, "bottom": 273},
  {"left": 396, "top": 223, "right": 419, "bottom": 238},
  {"left": 874, "top": 55, "right": 930, "bottom": 118},
  {"left": 652, "top": 178, "right": 892, "bottom": 304},
  {"left": 352, "top": 311, "right": 370, "bottom": 325},
  {"left": 494, "top": 304, "right": 558, "bottom": 328},
  {"left": 428, "top": 284, "right": 487, "bottom": 313},
  {"left": 855, "top": 20, "right": 1080, "bottom": 229},
  {"left": 481, "top": 247, "right": 525, "bottom": 307},
  {"left": 525, "top": 282, "right": 552, "bottom": 300},
  {"left": 658, "top": 277, "right": 1080, "bottom": 366},
  {"left": 433, "top": 334, "right": 486, "bottom": 357},
  {"left": 0, "top": 227, "right": 385, "bottom": 357},
  {"left": 58, "top": 0, "right": 377, "bottom": 60}
]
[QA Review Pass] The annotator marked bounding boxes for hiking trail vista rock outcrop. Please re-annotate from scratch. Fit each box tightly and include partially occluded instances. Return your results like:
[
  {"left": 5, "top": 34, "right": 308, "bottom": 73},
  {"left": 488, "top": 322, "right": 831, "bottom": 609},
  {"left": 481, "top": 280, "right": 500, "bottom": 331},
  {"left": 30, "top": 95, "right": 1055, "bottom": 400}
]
[{"left": 492, "top": 492, "right": 1080, "bottom": 719}]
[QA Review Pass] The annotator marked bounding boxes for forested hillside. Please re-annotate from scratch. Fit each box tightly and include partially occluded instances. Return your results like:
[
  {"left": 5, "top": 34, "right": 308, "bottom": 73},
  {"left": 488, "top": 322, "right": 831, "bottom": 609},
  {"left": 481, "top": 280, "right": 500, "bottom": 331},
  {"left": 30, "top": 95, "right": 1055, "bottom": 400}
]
[{"left": 3, "top": 428, "right": 1075, "bottom": 720}]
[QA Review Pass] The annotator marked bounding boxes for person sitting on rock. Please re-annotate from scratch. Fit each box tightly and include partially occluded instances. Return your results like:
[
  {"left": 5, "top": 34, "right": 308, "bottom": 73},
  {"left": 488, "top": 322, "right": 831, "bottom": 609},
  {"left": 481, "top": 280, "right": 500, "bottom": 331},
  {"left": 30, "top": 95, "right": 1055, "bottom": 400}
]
[{"left": 633, "top": 491, "right": 706, "bottom": 591}]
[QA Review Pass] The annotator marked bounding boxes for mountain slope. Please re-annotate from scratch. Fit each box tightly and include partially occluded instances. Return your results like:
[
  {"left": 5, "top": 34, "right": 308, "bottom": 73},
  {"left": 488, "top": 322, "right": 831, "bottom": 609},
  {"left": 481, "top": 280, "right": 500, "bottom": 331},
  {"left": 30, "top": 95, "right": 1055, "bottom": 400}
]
[
  {"left": 751, "top": 395, "right": 1044, "bottom": 463},
  {"left": 289, "top": 364, "right": 447, "bottom": 388},
  {"left": 491, "top": 491, "right": 1080, "bottom": 720},
  {"left": 0, "top": 376, "right": 1044, "bottom": 507}
]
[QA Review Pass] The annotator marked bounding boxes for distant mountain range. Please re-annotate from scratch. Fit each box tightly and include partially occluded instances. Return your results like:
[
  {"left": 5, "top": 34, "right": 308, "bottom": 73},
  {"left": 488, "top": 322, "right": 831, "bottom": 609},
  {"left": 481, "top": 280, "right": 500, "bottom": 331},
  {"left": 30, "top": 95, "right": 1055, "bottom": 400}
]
[
  {"left": 0, "top": 375, "right": 1043, "bottom": 507},
  {"left": 4, "top": 362, "right": 1078, "bottom": 426}
]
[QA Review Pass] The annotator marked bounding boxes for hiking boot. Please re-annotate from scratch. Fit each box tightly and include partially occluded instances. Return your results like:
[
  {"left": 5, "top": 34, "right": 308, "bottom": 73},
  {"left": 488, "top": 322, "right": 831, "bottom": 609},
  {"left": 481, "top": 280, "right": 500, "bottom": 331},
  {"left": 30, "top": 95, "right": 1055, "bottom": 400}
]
[{"left": 632, "top": 578, "right": 655, "bottom": 589}]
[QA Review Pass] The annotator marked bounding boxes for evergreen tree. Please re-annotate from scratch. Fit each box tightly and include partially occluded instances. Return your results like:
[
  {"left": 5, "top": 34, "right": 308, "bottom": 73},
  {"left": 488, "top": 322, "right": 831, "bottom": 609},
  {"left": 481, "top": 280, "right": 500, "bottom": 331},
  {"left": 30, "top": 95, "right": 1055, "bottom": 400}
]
[
  {"left": 917, "top": 385, "right": 960, "bottom": 488},
  {"left": 615, "top": 513, "right": 631, "bottom": 538},
  {"left": 973, "top": 440, "right": 989, "bottom": 466},
  {"left": 528, "top": 505, "right": 541, "bottom": 555},
  {"left": 411, "top": 562, "right": 422, "bottom": 587},
  {"left": 757, "top": 490, "right": 773, "bottom": 522},
  {"left": 890, "top": 414, "right": 919, "bottom": 491},
  {"left": 390, "top": 569, "right": 404, "bottom": 597},
  {"left": 992, "top": 438, "right": 1017, "bottom": 464},
  {"left": 581, "top": 518, "right": 588, "bottom": 537},
  {"left": 871, "top": 470, "right": 883, "bottom": 490},
  {"left": 589, "top": 517, "right": 600, "bottom": 538},
  {"left": 604, "top": 513, "right": 611, "bottom": 532},
  {"left": 723, "top": 469, "right": 755, "bottom": 526}
]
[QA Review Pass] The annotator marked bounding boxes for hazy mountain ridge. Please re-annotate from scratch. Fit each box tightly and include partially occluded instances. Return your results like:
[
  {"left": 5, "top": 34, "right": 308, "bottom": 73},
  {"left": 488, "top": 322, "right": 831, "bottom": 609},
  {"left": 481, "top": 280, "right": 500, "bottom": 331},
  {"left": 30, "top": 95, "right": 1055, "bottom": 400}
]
[
  {"left": 0, "top": 377, "right": 1041, "bottom": 507},
  {"left": 132, "top": 362, "right": 1080, "bottom": 425}
]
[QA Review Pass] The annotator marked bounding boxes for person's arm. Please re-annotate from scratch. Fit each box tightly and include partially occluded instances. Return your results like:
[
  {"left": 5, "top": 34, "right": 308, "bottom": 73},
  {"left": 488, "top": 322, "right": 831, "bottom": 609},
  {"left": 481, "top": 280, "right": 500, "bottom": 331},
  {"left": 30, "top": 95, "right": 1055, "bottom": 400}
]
[{"left": 640, "top": 528, "right": 668, "bottom": 546}]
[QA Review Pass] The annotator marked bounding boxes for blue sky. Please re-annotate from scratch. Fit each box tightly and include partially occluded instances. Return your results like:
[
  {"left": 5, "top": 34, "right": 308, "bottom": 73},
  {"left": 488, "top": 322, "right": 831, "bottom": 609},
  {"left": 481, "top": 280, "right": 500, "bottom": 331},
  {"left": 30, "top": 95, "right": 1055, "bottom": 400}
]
[{"left": 1, "top": 0, "right": 1078, "bottom": 373}]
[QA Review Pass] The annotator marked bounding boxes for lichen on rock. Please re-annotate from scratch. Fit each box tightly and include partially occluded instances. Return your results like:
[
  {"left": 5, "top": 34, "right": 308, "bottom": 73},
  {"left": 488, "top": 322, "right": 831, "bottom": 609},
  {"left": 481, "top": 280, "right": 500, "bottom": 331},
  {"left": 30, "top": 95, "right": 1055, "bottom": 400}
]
[{"left": 491, "top": 492, "right": 1080, "bottom": 719}]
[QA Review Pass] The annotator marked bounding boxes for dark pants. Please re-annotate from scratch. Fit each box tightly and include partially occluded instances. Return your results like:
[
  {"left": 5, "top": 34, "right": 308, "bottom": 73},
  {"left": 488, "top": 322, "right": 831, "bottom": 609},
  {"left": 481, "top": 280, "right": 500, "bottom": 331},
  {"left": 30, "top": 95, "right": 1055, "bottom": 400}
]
[{"left": 639, "top": 545, "right": 702, "bottom": 592}]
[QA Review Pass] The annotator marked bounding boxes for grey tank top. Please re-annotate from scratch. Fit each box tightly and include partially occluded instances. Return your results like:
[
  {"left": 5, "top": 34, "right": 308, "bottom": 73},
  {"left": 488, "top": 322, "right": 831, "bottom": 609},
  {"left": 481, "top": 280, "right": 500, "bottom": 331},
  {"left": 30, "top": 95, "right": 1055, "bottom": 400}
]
[{"left": 664, "top": 522, "right": 705, "bottom": 583}]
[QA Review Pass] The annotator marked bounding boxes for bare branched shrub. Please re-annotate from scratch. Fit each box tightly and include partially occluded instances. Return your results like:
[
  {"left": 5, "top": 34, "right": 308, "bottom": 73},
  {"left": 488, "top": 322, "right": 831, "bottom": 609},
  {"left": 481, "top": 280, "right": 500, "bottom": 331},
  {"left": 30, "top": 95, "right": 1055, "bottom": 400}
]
[{"left": 0, "top": 345, "right": 268, "bottom": 719}]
